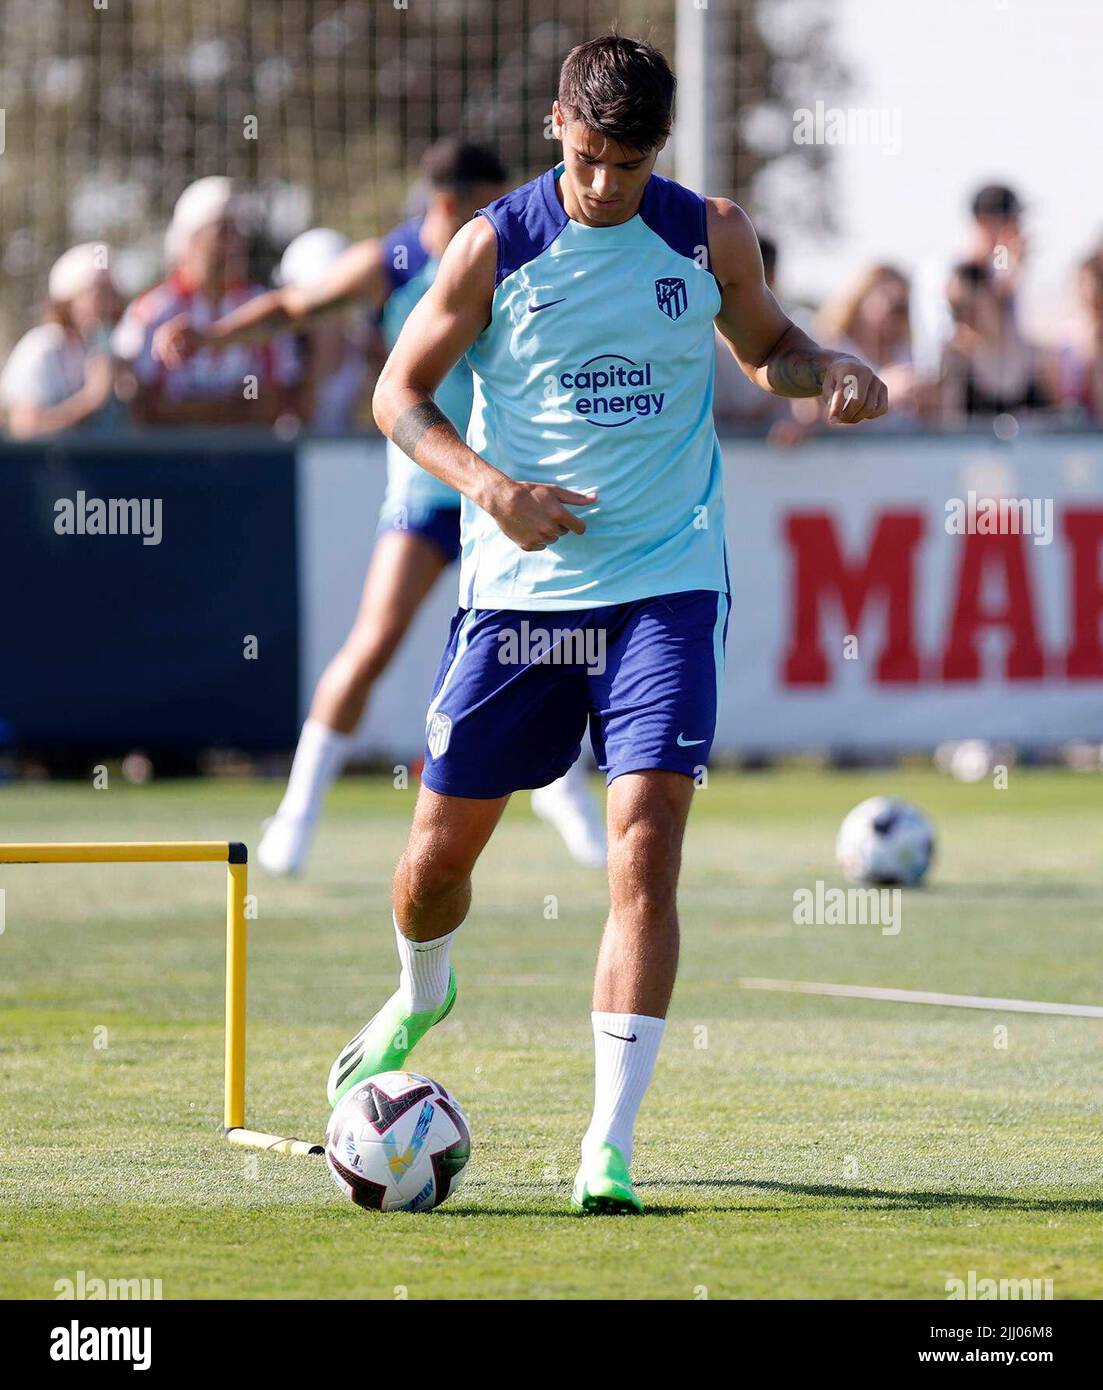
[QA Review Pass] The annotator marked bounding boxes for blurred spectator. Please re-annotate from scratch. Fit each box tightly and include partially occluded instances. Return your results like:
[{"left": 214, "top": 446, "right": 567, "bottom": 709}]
[
  {"left": 818, "top": 264, "right": 934, "bottom": 420},
  {"left": 1049, "top": 252, "right": 1103, "bottom": 421},
  {"left": 911, "top": 181, "right": 1027, "bottom": 376},
  {"left": 273, "top": 228, "right": 371, "bottom": 435},
  {"left": 940, "top": 261, "right": 1051, "bottom": 419},
  {"left": 965, "top": 183, "right": 1026, "bottom": 300},
  {"left": 112, "top": 177, "right": 300, "bottom": 428},
  {"left": 820, "top": 264, "right": 911, "bottom": 367},
  {"left": 151, "top": 139, "right": 507, "bottom": 440},
  {"left": 0, "top": 244, "right": 124, "bottom": 438}
]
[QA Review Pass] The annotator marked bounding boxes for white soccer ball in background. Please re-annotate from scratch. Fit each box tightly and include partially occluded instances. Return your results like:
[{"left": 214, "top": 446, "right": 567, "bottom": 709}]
[
  {"left": 325, "top": 1071, "right": 470, "bottom": 1212},
  {"left": 933, "top": 739, "right": 1016, "bottom": 784},
  {"left": 835, "top": 796, "right": 935, "bottom": 886}
]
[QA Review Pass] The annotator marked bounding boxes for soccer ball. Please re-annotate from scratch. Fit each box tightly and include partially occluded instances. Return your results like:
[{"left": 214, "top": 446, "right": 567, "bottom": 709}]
[
  {"left": 324, "top": 1071, "right": 471, "bottom": 1212},
  {"left": 835, "top": 796, "right": 935, "bottom": 886}
]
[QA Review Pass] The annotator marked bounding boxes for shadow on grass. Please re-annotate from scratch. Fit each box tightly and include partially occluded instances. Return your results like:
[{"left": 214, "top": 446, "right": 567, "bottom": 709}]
[
  {"left": 445, "top": 1204, "right": 706, "bottom": 1218},
  {"left": 640, "top": 1176, "right": 1103, "bottom": 1213},
  {"left": 438, "top": 1171, "right": 1103, "bottom": 1217}
]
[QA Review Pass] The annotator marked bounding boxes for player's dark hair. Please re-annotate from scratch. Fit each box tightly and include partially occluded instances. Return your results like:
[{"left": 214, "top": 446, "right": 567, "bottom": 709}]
[
  {"left": 421, "top": 138, "right": 507, "bottom": 193},
  {"left": 557, "top": 34, "right": 675, "bottom": 154}
]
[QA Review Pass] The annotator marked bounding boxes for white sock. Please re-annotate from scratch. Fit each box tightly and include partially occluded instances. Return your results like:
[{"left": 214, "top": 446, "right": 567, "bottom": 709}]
[
  {"left": 582, "top": 1011, "right": 666, "bottom": 1166},
  {"left": 276, "top": 718, "right": 351, "bottom": 823},
  {"left": 394, "top": 913, "right": 457, "bottom": 1013}
]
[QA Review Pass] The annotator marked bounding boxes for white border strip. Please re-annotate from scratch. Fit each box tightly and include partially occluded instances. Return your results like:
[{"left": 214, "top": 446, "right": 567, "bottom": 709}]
[{"left": 737, "top": 977, "right": 1103, "bottom": 1019}]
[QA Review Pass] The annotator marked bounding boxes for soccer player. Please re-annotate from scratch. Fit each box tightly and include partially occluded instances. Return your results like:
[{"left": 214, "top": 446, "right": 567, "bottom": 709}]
[
  {"left": 336, "top": 34, "right": 888, "bottom": 1214},
  {"left": 153, "top": 139, "right": 607, "bottom": 874}
]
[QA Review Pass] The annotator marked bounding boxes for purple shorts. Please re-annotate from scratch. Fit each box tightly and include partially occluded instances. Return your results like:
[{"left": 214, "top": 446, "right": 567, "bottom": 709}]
[
  {"left": 420, "top": 589, "right": 730, "bottom": 799},
  {"left": 377, "top": 504, "right": 461, "bottom": 565}
]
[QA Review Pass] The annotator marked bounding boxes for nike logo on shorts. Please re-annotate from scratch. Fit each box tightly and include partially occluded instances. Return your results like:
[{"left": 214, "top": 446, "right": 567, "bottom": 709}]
[
  {"left": 676, "top": 733, "right": 706, "bottom": 746},
  {"left": 528, "top": 297, "right": 565, "bottom": 313}
]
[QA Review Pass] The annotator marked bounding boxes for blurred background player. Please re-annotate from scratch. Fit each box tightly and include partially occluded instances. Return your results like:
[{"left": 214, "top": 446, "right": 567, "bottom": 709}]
[
  {"left": 0, "top": 243, "right": 124, "bottom": 438},
  {"left": 114, "top": 176, "right": 300, "bottom": 428},
  {"left": 271, "top": 227, "right": 372, "bottom": 435},
  {"left": 153, "top": 137, "right": 607, "bottom": 873}
]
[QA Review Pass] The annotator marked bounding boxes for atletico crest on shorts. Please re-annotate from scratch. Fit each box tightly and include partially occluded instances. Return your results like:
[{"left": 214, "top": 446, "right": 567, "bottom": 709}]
[
  {"left": 426, "top": 711, "right": 453, "bottom": 758},
  {"left": 655, "top": 276, "right": 687, "bottom": 320}
]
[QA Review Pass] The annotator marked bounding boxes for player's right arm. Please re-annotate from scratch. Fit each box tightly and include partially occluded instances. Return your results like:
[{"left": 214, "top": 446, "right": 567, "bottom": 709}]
[
  {"left": 152, "top": 239, "right": 392, "bottom": 367},
  {"left": 373, "top": 217, "right": 592, "bottom": 552}
]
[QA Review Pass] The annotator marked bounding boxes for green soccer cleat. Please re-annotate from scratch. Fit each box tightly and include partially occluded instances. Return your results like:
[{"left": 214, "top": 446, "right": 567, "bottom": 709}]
[
  {"left": 326, "top": 968, "right": 457, "bottom": 1106},
  {"left": 571, "top": 1141, "right": 645, "bottom": 1215}
]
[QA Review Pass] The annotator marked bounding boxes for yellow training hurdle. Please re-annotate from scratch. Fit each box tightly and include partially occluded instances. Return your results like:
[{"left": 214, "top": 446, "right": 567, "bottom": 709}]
[{"left": 0, "top": 841, "right": 322, "bottom": 1156}]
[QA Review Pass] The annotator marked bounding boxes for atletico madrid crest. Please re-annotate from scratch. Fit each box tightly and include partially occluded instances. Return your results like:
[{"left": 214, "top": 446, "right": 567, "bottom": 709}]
[
  {"left": 655, "top": 276, "right": 687, "bottom": 320},
  {"left": 426, "top": 711, "right": 452, "bottom": 758}
]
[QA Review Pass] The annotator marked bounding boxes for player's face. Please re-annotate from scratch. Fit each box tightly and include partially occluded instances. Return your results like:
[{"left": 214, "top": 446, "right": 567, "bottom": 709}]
[{"left": 553, "top": 103, "right": 661, "bottom": 226}]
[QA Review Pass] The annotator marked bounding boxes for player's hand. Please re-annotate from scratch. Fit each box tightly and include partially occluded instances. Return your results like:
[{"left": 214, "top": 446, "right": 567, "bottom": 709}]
[
  {"left": 152, "top": 315, "right": 204, "bottom": 368},
  {"left": 488, "top": 480, "right": 595, "bottom": 552},
  {"left": 822, "top": 355, "right": 889, "bottom": 424}
]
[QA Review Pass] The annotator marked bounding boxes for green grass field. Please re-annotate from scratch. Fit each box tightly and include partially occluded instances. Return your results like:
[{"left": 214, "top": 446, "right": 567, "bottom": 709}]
[{"left": 0, "top": 768, "right": 1100, "bottom": 1300}]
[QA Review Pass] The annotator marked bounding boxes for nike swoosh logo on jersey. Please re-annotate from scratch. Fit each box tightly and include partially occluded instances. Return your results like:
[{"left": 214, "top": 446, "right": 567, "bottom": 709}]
[
  {"left": 527, "top": 297, "right": 565, "bottom": 313},
  {"left": 601, "top": 1030, "right": 637, "bottom": 1042},
  {"left": 676, "top": 734, "right": 706, "bottom": 746}
]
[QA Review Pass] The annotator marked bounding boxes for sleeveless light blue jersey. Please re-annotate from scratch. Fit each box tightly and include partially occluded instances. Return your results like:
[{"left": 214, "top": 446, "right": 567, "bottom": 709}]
[
  {"left": 460, "top": 163, "right": 728, "bottom": 610},
  {"left": 380, "top": 218, "right": 468, "bottom": 519}
]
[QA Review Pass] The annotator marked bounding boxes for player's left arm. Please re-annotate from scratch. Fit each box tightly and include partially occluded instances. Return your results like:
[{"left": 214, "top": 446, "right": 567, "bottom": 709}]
[{"left": 707, "top": 198, "right": 888, "bottom": 424}]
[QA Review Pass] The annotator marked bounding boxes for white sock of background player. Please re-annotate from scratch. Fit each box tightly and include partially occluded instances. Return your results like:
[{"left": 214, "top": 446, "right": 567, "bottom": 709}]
[{"left": 273, "top": 717, "right": 351, "bottom": 826}]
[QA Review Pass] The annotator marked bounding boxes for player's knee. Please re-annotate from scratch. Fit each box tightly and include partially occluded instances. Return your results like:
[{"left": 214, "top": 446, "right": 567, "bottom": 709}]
[
  {"left": 338, "top": 631, "right": 399, "bottom": 691},
  {"left": 608, "top": 811, "right": 682, "bottom": 905},
  {"left": 609, "top": 799, "right": 681, "bottom": 862},
  {"left": 395, "top": 841, "right": 471, "bottom": 911}
]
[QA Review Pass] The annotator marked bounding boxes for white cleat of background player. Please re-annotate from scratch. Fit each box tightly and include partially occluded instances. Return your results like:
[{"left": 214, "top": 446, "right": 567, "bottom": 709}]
[{"left": 530, "top": 758, "right": 607, "bottom": 868}]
